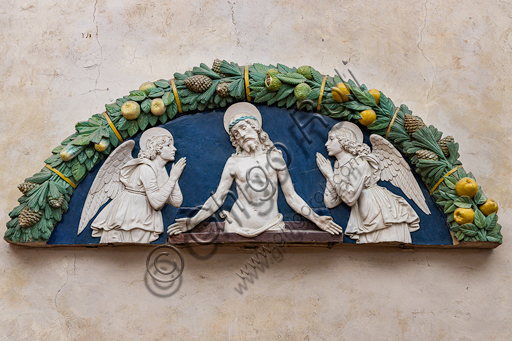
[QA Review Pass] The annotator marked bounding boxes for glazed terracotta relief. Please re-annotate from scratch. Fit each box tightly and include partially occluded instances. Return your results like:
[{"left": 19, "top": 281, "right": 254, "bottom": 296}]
[
  {"left": 316, "top": 122, "right": 430, "bottom": 244},
  {"left": 78, "top": 128, "right": 185, "bottom": 243},
  {"left": 5, "top": 61, "right": 501, "bottom": 248}
]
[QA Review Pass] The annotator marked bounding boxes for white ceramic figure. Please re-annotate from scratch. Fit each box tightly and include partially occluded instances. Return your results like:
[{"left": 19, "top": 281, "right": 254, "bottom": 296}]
[
  {"left": 78, "top": 128, "right": 186, "bottom": 243},
  {"left": 167, "top": 103, "right": 343, "bottom": 238},
  {"left": 316, "top": 122, "right": 431, "bottom": 244}
]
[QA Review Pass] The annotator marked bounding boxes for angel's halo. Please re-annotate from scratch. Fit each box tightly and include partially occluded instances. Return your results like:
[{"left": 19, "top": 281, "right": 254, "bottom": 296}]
[
  {"left": 139, "top": 127, "right": 173, "bottom": 152},
  {"left": 330, "top": 121, "right": 363, "bottom": 143}
]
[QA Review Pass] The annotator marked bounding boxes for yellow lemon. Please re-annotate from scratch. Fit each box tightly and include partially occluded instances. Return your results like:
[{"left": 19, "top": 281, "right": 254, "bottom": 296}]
[
  {"left": 121, "top": 101, "right": 141, "bottom": 120},
  {"left": 455, "top": 177, "right": 478, "bottom": 198},
  {"left": 331, "top": 83, "right": 351, "bottom": 103},
  {"left": 139, "top": 82, "right": 156, "bottom": 95},
  {"left": 369, "top": 89, "right": 381, "bottom": 105},
  {"left": 454, "top": 207, "right": 475, "bottom": 224},
  {"left": 358, "top": 109, "right": 377, "bottom": 126},
  {"left": 479, "top": 198, "right": 498, "bottom": 216},
  {"left": 151, "top": 98, "right": 166, "bottom": 116}
]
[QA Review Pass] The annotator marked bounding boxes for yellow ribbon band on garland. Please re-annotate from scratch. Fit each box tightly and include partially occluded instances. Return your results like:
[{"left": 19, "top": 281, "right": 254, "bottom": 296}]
[
  {"left": 317, "top": 76, "right": 328, "bottom": 112},
  {"left": 244, "top": 65, "right": 251, "bottom": 102},
  {"left": 170, "top": 79, "right": 183, "bottom": 114},
  {"left": 430, "top": 166, "right": 462, "bottom": 195},
  {"left": 102, "top": 112, "right": 123, "bottom": 143},
  {"left": 385, "top": 107, "right": 401, "bottom": 140},
  {"left": 46, "top": 164, "right": 77, "bottom": 189}
]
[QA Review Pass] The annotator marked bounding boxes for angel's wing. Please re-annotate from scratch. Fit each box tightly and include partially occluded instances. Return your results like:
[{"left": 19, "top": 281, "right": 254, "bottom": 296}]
[
  {"left": 77, "top": 140, "right": 135, "bottom": 235},
  {"left": 370, "top": 134, "right": 431, "bottom": 215}
]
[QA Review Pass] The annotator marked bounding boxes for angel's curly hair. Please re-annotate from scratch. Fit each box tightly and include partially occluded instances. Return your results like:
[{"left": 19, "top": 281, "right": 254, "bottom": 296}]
[
  {"left": 333, "top": 128, "right": 371, "bottom": 157},
  {"left": 229, "top": 119, "right": 276, "bottom": 155},
  {"left": 138, "top": 135, "right": 174, "bottom": 160}
]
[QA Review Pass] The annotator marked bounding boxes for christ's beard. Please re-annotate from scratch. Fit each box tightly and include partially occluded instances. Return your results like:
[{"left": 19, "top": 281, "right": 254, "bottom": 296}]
[{"left": 242, "top": 139, "right": 259, "bottom": 153}]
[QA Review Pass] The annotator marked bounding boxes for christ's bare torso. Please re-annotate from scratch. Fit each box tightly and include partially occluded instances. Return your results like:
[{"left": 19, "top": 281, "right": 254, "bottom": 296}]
[{"left": 224, "top": 151, "right": 282, "bottom": 230}]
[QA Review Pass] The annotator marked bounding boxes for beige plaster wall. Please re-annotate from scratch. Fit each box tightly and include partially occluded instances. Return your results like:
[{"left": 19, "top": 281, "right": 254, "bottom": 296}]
[{"left": 1, "top": 0, "right": 511, "bottom": 339}]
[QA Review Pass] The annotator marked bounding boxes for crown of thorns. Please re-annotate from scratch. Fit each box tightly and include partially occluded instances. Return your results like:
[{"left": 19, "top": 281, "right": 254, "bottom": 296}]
[{"left": 228, "top": 115, "right": 258, "bottom": 133}]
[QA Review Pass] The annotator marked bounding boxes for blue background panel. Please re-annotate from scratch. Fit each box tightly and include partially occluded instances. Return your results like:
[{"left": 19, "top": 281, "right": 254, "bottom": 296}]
[{"left": 48, "top": 105, "right": 452, "bottom": 245}]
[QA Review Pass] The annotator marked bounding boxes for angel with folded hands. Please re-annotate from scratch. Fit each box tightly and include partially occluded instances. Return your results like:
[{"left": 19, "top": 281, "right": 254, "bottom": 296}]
[
  {"left": 316, "top": 122, "right": 431, "bottom": 244},
  {"left": 77, "top": 127, "right": 186, "bottom": 243}
]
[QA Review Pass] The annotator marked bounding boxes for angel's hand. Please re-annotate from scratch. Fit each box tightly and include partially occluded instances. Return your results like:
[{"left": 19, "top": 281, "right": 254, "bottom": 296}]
[
  {"left": 315, "top": 215, "right": 344, "bottom": 235},
  {"left": 316, "top": 153, "right": 333, "bottom": 178},
  {"left": 169, "top": 157, "right": 186, "bottom": 181},
  {"left": 167, "top": 217, "right": 194, "bottom": 235}
]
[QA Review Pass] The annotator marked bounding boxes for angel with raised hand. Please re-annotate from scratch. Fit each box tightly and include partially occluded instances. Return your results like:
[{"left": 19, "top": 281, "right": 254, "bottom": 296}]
[
  {"left": 78, "top": 127, "right": 186, "bottom": 244},
  {"left": 316, "top": 122, "right": 431, "bottom": 244}
]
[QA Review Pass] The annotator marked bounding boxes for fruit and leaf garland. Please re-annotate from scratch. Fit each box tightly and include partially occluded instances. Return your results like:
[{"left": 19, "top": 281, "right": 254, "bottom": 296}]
[
  {"left": 174, "top": 60, "right": 245, "bottom": 111},
  {"left": 4, "top": 60, "right": 501, "bottom": 244},
  {"left": 430, "top": 171, "right": 501, "bottom": 243},
  {"left": 249, "top": 63, "right": 383, "bottom": 127},
  {"left": 7, "top": 167, "right": 73, "bottom": 243},
  {"left": 395, "top": 113, "right": 501, "bottom": 242}
]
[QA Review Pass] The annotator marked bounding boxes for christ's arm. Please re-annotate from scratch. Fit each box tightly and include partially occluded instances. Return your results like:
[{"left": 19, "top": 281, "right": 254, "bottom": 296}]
[
  {"left": 275, "top": 152, "right": 343, "bottom": 235},
  {"left": 278, "top": 164, "right": 321, "bottom": 224},
  {"left": 167, "top": 158, "right": 236, "bottom": 234}
]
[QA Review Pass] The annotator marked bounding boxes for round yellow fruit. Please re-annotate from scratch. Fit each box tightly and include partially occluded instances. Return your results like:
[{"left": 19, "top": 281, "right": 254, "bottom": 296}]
[
  {"left": 455, "top": 177, "right": 478, "bottom": 198},
  {"left": 139, "top": 82, "right": 156, "bottom": 95},
  {"left": 454, "top": 207, "right": 475, "bottom": 225},
  {"left": 479, "top": 198, "right": 498, "bottom": 216},
  {"left": 121, "top": 101, "right": 141, "bottom": 120},
  {"left": 151, "top": 98, "right": 166, "bottom": 116},
  {"left": 94, "top": 138, "right": 109, "bottom": 152},
  {"left": 331, "top": 83, "right": 351, "bottom": 103},
  {"left": 369, "top": 89, "right": 381, "bottom": 105},
  {"left": 358, "top": 109, "right": 377, "bottom": 126}
]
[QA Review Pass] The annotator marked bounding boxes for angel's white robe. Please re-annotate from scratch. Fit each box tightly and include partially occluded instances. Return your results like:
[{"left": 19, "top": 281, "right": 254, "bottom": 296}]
[
  {"left": 328, "top": 155, "right": 420, "bottom": 243},
  {"left": 91, "top": 158, "right": 178, "bottom": 243}
]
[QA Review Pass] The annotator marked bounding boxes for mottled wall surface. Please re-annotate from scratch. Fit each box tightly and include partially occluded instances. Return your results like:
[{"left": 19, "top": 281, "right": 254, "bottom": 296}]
[{"left": 1, "top": 0, "right": 511, "bottom": 340}]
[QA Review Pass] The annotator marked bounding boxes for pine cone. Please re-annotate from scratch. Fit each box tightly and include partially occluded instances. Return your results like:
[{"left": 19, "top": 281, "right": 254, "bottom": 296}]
[
  {"left": 48, "top": 194, "right": 65, "bottom": 209},
  {"left": 416, "top": 149, "right": 439, "bottom": 161},
  {"left": 216, "top": 82, "right": 230, "bottom": 98},
  {"left": 18, "top": 207, "right": 42, "bottom": 228},
  {"left": 212, "top": 59, "right": 227, "bottom": 78},
  {"left": 17, "top": 181, "right": 38, "bottom": 195},
  {"left": 438, "top": 136, "right": 454, "bottom": 157},
  {"left": 184, "top": 75, "right": 213, "bottom": 93},
  {"left": 404, "top": 114, "right": 426, "bottom": 135}
]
